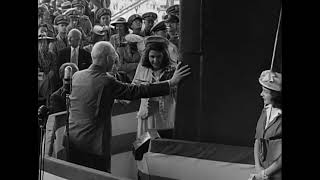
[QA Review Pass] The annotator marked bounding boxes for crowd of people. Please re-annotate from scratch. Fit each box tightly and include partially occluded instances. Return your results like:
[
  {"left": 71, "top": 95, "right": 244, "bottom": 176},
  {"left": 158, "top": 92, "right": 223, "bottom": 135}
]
[
  {"left": 38, "top": 1, "right": 281, "bottom": 179},
  {"left": 38, "top": 0, "right": 185, "bottom": 174}
]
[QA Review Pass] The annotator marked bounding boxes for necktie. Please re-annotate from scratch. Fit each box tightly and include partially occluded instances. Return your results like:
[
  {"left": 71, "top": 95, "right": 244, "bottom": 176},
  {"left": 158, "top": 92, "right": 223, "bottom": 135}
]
[{"left": 70, "top": 48, "right": 77, "bottom": 65}]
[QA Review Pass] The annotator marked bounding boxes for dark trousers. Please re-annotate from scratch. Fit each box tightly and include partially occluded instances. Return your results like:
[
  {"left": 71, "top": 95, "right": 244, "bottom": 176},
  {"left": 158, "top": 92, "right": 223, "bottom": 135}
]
[{"left": 68, "top": 147, "right": 111, "bottom": 173}]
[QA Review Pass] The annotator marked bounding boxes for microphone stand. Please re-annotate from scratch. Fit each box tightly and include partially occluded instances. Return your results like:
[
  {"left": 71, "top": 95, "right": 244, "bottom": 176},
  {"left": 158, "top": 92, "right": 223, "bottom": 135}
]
[
  {"left": 38, "top": 106, "right": 49, "bottom": 180},
  {"left": 65, "top": 86, "right": 71, "bottom": 161}
]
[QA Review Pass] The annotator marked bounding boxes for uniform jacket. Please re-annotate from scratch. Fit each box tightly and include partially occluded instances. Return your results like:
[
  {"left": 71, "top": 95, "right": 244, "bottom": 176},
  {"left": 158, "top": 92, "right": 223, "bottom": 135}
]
[
  {"left": 67, "top": 64, "right": 171, "bottom": 159},
  {"left": 49, "top": 33, "right": 69, "bottom": 57}
]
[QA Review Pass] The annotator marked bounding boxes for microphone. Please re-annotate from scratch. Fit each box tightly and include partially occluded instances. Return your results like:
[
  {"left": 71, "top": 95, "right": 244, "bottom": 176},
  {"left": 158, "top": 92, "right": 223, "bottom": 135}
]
[
  {"left": 64, "top": 66, "right": 73, "bottom": 94},
  {"left": 38, "top": 105, "right": 49, "bottom": 128}
]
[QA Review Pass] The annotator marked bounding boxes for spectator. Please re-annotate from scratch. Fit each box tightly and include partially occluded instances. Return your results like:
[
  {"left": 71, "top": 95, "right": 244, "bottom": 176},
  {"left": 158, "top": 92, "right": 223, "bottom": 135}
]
[
  {"left": 38, "top": 29, "right": 59, "bottom": 107},
  {"left": 49, "top": 14, "right": 70, "bottom": 57},
  {"left": 141, "top": 12, "right": 158, "bottom": 37},
  {"left": 127, "top": 14, "right": 143, "bottom": 36},
  {"left": 250, "top": 70, "right": 282, "bottom": 180},
  {"left": 92, "top": 8, "right": 115, "bottom": 41},
  {"left": 132, "top": 36, "right": 178, "bottom": 138},
  {"left": 49, "top": 63, "right": 79, "bottom": 114}
]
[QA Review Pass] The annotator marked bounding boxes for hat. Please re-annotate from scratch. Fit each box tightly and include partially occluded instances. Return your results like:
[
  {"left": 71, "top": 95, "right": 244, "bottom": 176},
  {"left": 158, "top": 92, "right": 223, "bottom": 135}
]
[
  {"left": 127, "top": 14, "right": 142, "bottom": 27},
  {"left": 166, "top": 4, "right": 179, "bottom": 16},
  {"left": 61, "top": 1, "right": 72, "bottom": 12},
  {"left": 54, "top": 14, "right": 70, "bottom": 25},
  {"left": 144, "top": 35, "right": 169, "bottom": 47},
  {"left": 111, "top": 17, "right": 128, "bottom": 26},
  {"left": 259, "top": 70, "right": 282, "bottom": 92},
  {"left": 64, "top": 8, "right": 80, "bottom": 18},
  {"left": 38, "top": 32, "right": 55, "bottom": 41},
  {"left": 38, "top": 4, "right": 48, "bottom": 16},
  {"left": 59, "top": 62, "right": 79, "bottom": 80},
  {"left": 72, "top": 0, "right": 86, "bottom": 8},
  {"left": 150, "top": 21, "right": 166, "bottom": 32},
  {"left": 95, "top": 8, "right": 112, "bottom": 21},
  {"left": 142, "top": 12, "right": 157, "bottom": 21},
  {"left": 125, "top": 34, "right": 144, "bottom": 43},
  {"left": 165, "top": 14, "right": 179, "bottom": 23}
]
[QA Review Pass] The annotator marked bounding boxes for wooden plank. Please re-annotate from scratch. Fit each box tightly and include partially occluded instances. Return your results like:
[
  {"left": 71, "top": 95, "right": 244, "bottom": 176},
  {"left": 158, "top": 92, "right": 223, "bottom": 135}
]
[{"left": 43, "top": 156, "right": 131, "bottom": 180}]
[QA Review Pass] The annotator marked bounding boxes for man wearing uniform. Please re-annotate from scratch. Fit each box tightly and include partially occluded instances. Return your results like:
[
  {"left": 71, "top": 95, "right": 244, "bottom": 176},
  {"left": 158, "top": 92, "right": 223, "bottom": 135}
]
[
  {"left": 141, "top": 12, "right": 157, "bottom": 37},
  {"left": 165, "top": 14, "right": 180, "bottom": 49},
  {"left": 49, "top": 14, "right": 70, "bottom": 57},
  {"left": 71, "top": 0, "right": 92, "bottom": 41},
  {"left": 65, "top": 8, "right": 89, "bottom": 47},
  {"left": 127, "top": 14, "right": 143, "bottom": 36},
  {"left": 150, "top": 21, "right": 180, "bottom": 63},
  {"left": 150, "top": 21, "right": 167, "bottom": 38}
]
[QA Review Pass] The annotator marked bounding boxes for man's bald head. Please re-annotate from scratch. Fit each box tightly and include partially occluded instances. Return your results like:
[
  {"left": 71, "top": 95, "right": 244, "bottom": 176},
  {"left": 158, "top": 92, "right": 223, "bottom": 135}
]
[
  {"left": 68, "top": 28, "right": 82, "bottom": 48},
  {"left": 91, "top": 41, "right": 119, "bottom": 71}
]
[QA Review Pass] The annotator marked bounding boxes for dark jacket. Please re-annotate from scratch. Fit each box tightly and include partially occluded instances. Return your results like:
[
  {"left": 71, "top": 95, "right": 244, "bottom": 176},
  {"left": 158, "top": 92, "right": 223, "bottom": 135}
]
[
  {"left": 57, "top": 47, "right": 92, "bottom": 71},
  {"left": 49, "top": 86, "right": 67, "bottom": 114}
]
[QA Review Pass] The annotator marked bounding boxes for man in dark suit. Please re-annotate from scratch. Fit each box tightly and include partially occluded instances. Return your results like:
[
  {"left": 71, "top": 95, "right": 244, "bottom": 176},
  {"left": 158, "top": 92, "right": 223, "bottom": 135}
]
[
  {"left": 57, "top": 28, "right": 92, "bottom": 72},
  {"left": 65, "top": 41, "right": 191, "bottom": 172}
]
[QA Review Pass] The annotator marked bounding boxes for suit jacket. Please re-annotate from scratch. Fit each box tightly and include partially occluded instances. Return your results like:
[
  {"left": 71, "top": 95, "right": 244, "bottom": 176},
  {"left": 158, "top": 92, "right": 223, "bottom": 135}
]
[
  {"left": 67, "top": 64, "right": 170, "bottom": 161},
  {"left": 57, "top": 47, "right": 92, "bottom": 71}
]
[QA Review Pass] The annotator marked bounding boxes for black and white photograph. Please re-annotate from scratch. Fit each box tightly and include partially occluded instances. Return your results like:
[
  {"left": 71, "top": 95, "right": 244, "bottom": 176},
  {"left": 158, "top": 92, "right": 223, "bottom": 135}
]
[{"left": 37, "top": 0, "right": 283, "bottom": 179}]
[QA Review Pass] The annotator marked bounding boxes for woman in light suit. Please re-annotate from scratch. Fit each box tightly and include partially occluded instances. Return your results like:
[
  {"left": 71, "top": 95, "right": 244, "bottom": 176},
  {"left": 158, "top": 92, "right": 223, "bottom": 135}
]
[{"left": 250, "top": 70, "right": 282, "bottom": 180}]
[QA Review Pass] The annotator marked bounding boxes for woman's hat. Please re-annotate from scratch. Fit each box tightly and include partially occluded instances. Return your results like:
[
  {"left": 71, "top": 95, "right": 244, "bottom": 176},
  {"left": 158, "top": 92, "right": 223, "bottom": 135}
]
[
  {"left": 125, "top": 34, "right": 144, "bottom": 43},
  {"left": 127, "top": 14, "right": 143, "bottom": 28},
  {"left": 259, "top": 70, "right": 282, "bottom": 92},
  {"left": 144, "top": 35, "right": 169, "bottom": 46},
  {"left": 110, "top": 17, "right": 128, "bottom": 26},
  {"left": 95, "top": 8, "right": 112, "bottom": 21}
]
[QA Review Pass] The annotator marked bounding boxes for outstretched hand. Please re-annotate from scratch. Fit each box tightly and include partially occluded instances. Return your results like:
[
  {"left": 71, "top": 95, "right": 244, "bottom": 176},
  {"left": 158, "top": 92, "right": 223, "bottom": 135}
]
[{"left": 169, "top": 61, "right": 191, "bottom": 86}]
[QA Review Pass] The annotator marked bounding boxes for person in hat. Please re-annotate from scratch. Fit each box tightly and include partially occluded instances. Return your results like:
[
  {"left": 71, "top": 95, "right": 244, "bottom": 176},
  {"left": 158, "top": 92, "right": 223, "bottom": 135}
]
[
  {"left": 38, "top": 29, "right": 59, "bottom": 107},
  {"left": 92, "top": 8, "right": 115, "bottom": 41},
  {"left": 166, "top": 4, "right": 179, "bottom": 17},
  {"left": 110, "top": 17, "right": 129, "bottom": 50},
  {"left": 71, "top": 0, "right": 92, "bottom": 43},
  {"left": 115, "top": 34, "right": 143, "bottom": 82},
  {"left": 151, "top": 21, "right": 180, "bottom": 63},
  {"left": 150, "top": 21, "right": 167, "bottom": 38},
  {"left": 65, "top": 8, "right": 89, "bottom": 47},
  {"left": 249, "top": 70, "right": 282, "bottom": 180},
  {"left": 141, "top": 12, "right": 158, "bottom": 37},
  {"left": 64, "top": 40, "right": 190, "bottom": 172},
  {"left": 49, "top": 14, "right": 70, "bottom": 57},
  {"left": 49, "top": 62, "right": 79, "bottom": 114},
  {"left": 127, "top": 14, "right": 143, "bottom": 36},
  {"left": 132, "top": 35, "right": 179, "bottom": 138},
  {"left": 39, "top": 4, "right": 56, "bottom": 36},
  {"left": 165, "top": 14, "right": 180, "bottom": 48},
  {"left": 83, "top": 31, "right": 105, "bottom": 53}
]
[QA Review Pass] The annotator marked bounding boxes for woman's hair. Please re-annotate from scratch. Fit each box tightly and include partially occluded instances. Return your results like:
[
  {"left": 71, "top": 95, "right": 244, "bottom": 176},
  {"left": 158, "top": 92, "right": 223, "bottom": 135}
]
[
  {"left": 140, "top": 42, "right": 171, "bottom": 70},
  {"left": 270, "top": 89, "right": 282, "bottom": 109}
]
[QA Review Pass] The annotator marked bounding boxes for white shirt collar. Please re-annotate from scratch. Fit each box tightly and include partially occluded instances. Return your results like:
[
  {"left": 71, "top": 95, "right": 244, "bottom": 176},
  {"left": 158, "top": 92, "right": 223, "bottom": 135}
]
[{"left": 265, "top": 104, "right": 282, "bottom": 128}]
